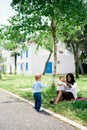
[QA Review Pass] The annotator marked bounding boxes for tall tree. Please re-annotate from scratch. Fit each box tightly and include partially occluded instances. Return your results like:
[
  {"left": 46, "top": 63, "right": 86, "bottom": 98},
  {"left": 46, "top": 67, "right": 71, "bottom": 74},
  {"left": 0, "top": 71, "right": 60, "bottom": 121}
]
[
  {"left": 11, "top": 0, "right": 59, "bottom": 86},
  {"left": 0, "top": 51, "right": 2, "bottom": 79},
  {"left": 2, "top": 18, "right": 26, "bottom": 74},
  {"left": 0, "top": 26, "right": 4, "bottom": 78},
  {"left": 83, "top": 25, "right": 87, "bottom": 57},
  {"left": 57, "top": 0, "right": 87, "bottom": 78},
  {"left": 11, "top": 0, "right": 87, "bottom": 83},
  {"left": 11, "top": 51, "right": 20, "bottom": 74},
  {"left": 62, "top": 31, "right": 82, "bottom": 78}
]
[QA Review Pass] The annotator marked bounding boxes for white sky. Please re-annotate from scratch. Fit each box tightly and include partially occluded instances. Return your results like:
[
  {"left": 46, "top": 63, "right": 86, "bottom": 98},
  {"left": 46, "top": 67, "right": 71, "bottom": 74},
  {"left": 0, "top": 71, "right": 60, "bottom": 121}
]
[{"left": 0, "top": 0, "right": 16, "bottom": 25}]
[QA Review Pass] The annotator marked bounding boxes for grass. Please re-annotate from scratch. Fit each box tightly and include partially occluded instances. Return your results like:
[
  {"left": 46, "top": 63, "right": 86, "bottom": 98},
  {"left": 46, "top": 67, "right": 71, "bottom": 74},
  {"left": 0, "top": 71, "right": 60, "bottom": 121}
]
[{"left": 0, "top": 74, "right": 87, "bottom": 126}]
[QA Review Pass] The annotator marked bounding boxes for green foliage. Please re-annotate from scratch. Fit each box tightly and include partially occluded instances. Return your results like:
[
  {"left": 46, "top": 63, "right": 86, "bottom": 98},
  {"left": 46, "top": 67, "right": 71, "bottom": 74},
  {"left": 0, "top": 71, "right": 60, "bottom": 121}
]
[
  {"left": 0, "top": 27, "right": 3, "bottom": 41},
  {"left": 11, "top": 0, "right": 87, "bottom": 80},
  {"left": 42, "top": 87, "right": 56, "bottom": 101},
  {"left": 30, "top": 30, "right": 53, "bottom": 52},
  {"left": 4, "top": 42, "right": 17, "bottom": 50},
  {"left": 11, "top": 51, "right": 20, "bottom": 57}
]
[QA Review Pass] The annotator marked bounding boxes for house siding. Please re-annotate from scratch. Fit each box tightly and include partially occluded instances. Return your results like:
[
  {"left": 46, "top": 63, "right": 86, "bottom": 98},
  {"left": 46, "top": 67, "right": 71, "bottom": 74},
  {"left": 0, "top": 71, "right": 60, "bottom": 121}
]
[{"left": 1, "top": 43, "right": 75, "bottom": 75}]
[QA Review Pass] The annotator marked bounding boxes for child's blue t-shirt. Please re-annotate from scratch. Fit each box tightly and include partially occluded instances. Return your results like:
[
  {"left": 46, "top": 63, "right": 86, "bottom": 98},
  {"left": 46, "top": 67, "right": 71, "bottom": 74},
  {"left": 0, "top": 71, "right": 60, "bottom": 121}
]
[{"left": 32, "top": 81, "right": 45, "bottom": 93}]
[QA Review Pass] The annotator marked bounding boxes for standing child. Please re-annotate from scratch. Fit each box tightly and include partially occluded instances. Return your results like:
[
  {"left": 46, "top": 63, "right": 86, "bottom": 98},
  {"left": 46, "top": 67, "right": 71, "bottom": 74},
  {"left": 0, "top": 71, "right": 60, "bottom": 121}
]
[{"left": 32, "top": 73, "right": 46, "bottom": 112}]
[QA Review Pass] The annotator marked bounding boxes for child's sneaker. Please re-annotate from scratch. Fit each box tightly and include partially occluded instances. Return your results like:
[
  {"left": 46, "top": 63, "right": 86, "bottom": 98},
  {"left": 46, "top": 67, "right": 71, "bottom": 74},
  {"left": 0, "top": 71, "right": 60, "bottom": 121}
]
[
  {"left": 36, "top": 108, "right": 43, "bottom": 112},
  {"left": 50, "top": 100, "right": 54, "bottom": 104}
]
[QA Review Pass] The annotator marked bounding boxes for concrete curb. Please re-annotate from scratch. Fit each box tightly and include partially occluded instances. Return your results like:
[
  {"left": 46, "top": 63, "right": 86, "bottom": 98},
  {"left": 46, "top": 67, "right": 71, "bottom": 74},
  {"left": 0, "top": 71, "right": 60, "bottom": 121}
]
[{"left": 1, "top": 89, "right": 87, "bottom": 130}]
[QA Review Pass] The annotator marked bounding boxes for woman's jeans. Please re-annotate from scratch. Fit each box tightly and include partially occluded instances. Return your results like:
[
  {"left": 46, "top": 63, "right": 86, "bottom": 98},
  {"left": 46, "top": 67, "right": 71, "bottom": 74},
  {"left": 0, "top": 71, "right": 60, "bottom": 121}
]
[{"left": 34, "top": 92, "right": 42, "bottom": 111}]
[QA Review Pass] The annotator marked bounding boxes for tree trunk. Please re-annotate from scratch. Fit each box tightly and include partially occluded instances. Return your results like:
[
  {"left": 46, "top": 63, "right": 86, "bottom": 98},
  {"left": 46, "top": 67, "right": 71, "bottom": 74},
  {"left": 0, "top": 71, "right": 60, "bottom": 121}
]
[
  {"left": 74, "top": 44, "right": 79, "bottom": 78},
  {"left": 9, "top": 65, "right": 12, "bottom": 74},
  {"left": 51, "top": 19, "right": 57, "bottom": 87},
  {"left": 0, "top": 74, "right": 1, "bottom": 79},
  {"left": 71, "top": 42, "right": 79, "bottom": 78},
  {"left": 43, "top": 51, "right": 52, "bottom": 75},
  {"left": 79, "top": 60, "right": 85, "bottom": 75},
  {"left": 75, "top": 58, "right": 79, "bottom": 78},
  {"left": 14, "top": 55, "right": 17, "bottom": 75}
]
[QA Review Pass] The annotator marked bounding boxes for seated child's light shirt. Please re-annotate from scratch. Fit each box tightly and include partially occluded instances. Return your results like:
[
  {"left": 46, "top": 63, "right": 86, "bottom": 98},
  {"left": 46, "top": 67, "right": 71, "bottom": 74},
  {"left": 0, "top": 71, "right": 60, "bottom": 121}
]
[{"left": 57, "top": 81, "right": 69, "bottom": 91}]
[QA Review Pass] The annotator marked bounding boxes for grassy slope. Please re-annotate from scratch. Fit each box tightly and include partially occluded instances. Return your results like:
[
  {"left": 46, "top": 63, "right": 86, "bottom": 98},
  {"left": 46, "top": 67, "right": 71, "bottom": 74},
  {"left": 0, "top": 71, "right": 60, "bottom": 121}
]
[{"left": 0, "top": 74, "right": 87, "bottom": 126}]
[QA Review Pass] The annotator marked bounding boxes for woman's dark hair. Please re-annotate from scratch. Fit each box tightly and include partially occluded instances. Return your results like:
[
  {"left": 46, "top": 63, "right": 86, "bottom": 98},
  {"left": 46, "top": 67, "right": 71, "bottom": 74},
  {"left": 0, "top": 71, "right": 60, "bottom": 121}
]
[{"left": 66, "top": 73, "right": 75, "bottom": 85}]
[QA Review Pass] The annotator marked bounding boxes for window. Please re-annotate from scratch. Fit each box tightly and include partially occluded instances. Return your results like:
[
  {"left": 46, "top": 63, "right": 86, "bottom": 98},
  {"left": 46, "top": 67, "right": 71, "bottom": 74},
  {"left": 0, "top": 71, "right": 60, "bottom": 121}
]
[
  {"left": 26, "top": 50, "right": 28, "bottom": 58},
  {"left": 26, "top": 62, "right": 28, "bottom": 71},
  {"left": 59, "top": 50, "right": 63, "bottom": 54}
]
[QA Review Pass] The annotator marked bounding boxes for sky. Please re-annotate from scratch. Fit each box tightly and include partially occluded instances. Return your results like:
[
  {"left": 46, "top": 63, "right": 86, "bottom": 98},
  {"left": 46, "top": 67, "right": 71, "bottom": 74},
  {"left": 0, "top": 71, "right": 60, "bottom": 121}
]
[{"left": 0, "top": 0, "right": 16, "bottom": 25}]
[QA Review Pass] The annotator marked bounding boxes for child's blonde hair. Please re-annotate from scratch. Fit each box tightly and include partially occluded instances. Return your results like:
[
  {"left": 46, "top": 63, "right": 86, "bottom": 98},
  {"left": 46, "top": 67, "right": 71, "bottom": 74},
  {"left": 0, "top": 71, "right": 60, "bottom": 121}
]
[
  {"left": 59, "top": 76, "right": 65, "bottom": 80},
  {"left": 35, "top": 73, "right": 42, "bottom": 81}
]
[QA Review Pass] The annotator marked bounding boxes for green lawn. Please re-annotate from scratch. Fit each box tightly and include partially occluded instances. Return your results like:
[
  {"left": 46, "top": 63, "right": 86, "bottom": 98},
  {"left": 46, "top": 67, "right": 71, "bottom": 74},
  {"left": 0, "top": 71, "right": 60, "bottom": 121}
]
[{"left": 0, "top": 74, "right": 87, "bottom": 126}]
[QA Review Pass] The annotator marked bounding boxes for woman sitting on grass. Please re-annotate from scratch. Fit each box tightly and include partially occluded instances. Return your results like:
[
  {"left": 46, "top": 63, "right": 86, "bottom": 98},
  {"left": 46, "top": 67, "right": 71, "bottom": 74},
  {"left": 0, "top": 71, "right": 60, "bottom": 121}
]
[{"left": 53, "top": 73, "right": 77, "bottom": 104}]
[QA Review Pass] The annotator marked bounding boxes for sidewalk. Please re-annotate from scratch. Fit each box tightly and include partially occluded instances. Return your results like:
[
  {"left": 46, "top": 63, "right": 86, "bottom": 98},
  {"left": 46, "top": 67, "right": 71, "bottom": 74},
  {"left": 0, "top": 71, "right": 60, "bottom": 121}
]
[{"left": 0, "top": 89, "right": 87, "bottom": 130}]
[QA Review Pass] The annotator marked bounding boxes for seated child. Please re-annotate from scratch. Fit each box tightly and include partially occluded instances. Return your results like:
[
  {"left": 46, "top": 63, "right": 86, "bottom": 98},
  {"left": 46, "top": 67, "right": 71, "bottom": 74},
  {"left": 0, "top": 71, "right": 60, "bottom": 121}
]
[
  {"left": 50, "top": 76, "right": 68, "bottom": 104},
  {"left": 56, "top": 76, "right": 69, "bottom": 91}
]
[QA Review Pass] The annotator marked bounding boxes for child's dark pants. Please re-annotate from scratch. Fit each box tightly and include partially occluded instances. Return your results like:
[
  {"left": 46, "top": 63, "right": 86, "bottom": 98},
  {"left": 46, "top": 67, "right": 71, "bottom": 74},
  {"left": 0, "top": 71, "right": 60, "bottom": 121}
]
[{"left": 34, "top": 92, "right": 42, "bottom": 111}]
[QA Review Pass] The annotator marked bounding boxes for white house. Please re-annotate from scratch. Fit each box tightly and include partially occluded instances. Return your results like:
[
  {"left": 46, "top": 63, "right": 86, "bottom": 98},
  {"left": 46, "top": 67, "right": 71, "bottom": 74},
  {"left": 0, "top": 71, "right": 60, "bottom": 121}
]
[{"left": 1, "top": 42, "right": 75, "bottom": 75}]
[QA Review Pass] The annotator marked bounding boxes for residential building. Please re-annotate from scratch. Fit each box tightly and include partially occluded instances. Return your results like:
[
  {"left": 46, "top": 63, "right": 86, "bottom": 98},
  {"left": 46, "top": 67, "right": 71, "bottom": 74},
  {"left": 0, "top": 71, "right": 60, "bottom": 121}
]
[{"left": 1, "top": 42, "right": 75, "bottom": 75}]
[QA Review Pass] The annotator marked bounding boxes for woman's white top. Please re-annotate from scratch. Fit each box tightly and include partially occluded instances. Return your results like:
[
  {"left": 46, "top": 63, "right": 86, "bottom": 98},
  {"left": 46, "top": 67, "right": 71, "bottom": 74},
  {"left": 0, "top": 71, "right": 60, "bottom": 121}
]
[{"left": 65, "top": 82, "right": 77, "bottom": 99}]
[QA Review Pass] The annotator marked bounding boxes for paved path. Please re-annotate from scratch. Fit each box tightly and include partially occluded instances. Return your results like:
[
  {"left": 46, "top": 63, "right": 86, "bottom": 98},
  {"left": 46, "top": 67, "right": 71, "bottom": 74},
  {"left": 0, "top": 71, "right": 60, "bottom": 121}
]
[{"left": 0, "top": 89, "right": 78, "bottom": 130}]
